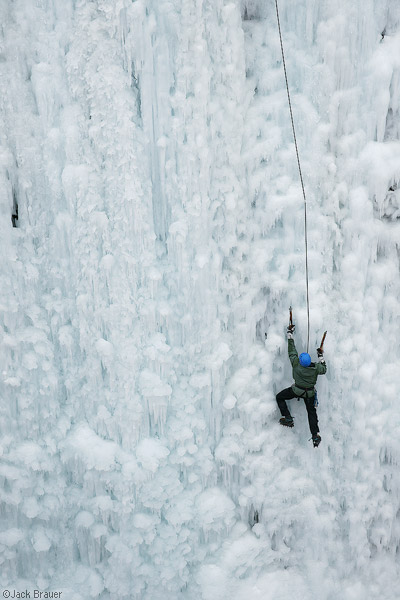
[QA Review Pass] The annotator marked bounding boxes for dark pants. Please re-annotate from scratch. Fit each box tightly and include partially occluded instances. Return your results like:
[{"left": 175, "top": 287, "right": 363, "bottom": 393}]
[{"left": 276, "top": 387, "right": 319, "bottom": 436}]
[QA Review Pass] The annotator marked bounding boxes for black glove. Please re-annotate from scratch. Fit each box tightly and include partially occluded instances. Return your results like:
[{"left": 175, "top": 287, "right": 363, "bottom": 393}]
[
  {"left": 317, "top": 348, "right": 323, "bottom": 357},
  {"left": 287, "top": 325, "right": 295, "bottom": 339}
]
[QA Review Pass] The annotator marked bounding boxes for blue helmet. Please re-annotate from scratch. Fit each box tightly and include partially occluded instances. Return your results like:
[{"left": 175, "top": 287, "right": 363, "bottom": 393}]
[{"left": 299, "top": 353, "right": 311, "bottom": 367}]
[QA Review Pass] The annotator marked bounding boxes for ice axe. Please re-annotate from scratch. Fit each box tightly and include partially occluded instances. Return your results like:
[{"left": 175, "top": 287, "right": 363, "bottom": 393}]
[
  {"left": 317, "top": 331, "right": 327, "bottom": 354},
  {"left": 289, "top": 305, "right": 293, "bottom": 326},
  {"left": 288, "top": 305, "right": 294, "bottom": 330}
]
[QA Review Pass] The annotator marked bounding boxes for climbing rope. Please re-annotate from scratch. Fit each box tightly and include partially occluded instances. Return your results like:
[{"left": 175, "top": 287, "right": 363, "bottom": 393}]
[{"left": 274, "top": 0, "right": 310, "bottom": 352}]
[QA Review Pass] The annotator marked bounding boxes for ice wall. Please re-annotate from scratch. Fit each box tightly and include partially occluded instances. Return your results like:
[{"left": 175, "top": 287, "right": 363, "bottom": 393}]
[{"left": 0, "top": 1, "right": 399, "bottom": 599}]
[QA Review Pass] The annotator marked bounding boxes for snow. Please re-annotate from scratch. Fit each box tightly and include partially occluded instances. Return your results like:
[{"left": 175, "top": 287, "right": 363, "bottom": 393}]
[
  {"left": 195, "top": 487, "right": 236, "bottom": 533},
  {"left": 136, "top": 438, "right": 170, "bottom": 472},
  {"left": 0, "top": 0, "right": 400, "bottom": 599},
  {"left": 0, "top": 528, "right": 25, "bottom": 547},
  {"left": 32, "top": 529, "right": 52, "bottom": 553}
]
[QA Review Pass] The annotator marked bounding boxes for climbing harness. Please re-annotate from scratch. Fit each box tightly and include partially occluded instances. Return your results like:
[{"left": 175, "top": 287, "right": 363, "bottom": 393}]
[
  {"left": 275, "top": 0, "right": 310, "bottom": 352},
  {"left": 295, "top": 384, "right": 314, "bottom": 401}
]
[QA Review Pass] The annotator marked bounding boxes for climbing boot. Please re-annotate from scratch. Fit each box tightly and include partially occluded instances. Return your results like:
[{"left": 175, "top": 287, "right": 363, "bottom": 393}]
[
  {"left": 279, "top": 416, "right": 294, "bottom": 428},
  {"left": 312, "top": 434, "right": 321, "bottom": 448}
]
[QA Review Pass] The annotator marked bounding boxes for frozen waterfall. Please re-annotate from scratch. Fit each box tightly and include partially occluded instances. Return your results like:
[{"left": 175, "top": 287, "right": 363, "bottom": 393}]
[{"left": 0, "top": 0, "right": 400, "bottom": 598}]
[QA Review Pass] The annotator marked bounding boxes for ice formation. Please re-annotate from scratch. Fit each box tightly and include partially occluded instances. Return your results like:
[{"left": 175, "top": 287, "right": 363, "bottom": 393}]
[{"left": 0, "top": 0, "right": 400, "bottom": 598}]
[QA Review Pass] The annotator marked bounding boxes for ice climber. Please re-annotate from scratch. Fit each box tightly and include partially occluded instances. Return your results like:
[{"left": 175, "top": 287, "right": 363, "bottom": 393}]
[{"left": 276, "top": 324, "right": 326, "bottom": 448}]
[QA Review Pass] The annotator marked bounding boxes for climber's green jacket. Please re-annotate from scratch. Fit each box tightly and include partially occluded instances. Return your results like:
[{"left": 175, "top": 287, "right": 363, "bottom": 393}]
[{"left": 288, "top": 338, "right": 327, "bottom": 398}]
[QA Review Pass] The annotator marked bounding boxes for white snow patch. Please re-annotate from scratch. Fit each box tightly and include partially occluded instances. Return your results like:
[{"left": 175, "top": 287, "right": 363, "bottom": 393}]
[
  {"left": 32, "top": 529, "right": 51, "bottom": 552},
  {"left": 195, "top": 488, "right": 236, "bottom": 533},
  {"left": 139, "top": 369, "right": 172, "bottom": 397},
  {"left": 0, "top": 529, "right": 24, "bottom": 547},
  {"left": 136, "top": 438, "right": 170, "bottom": 472},
  {"left": 60, "top": 423, "right": 119, "bottom": 471},
  {"left": 95, "top": 338, "right": 114, "bottom": 358},
  {"left": 223, "top": 394, "right": 237, "bottom": 410}
]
